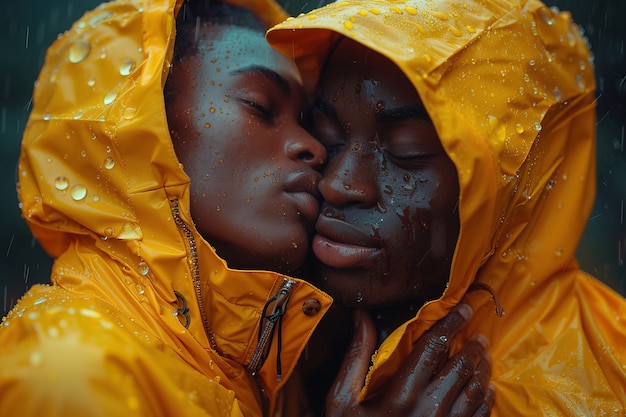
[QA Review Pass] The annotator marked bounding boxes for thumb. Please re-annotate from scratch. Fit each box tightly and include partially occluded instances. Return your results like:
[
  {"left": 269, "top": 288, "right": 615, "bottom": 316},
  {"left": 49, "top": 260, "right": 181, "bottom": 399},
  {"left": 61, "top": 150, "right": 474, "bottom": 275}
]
[{"left": 326, "top": 310, "right": 377, "bottom": 414}]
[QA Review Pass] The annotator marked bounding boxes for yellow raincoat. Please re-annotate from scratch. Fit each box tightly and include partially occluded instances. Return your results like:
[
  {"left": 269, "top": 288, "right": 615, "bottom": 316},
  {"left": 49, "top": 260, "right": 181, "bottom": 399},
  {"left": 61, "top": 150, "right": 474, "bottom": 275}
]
[
  {"left": 0, "top": 1, "right": 332, "bottom": 416},
  {"left": 267, "top": 0, "right": 626, "bottom": 414}
]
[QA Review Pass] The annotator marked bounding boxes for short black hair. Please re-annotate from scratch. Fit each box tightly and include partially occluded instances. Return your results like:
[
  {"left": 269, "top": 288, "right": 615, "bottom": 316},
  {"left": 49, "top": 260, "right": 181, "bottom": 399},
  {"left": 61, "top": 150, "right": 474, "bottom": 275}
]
[
  {"left": 173, "top": 1, "right": 264, "bottom": 62},
  {"left": 164, "top": 1, "right": 265, "bottom": 105}
]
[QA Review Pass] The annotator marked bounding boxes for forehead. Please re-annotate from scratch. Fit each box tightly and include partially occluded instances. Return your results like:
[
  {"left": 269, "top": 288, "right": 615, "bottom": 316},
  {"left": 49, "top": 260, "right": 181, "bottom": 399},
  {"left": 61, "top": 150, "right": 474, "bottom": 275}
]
[
  {"left": 322, "top": 39, "right": 417, "bottom": 102},
  {"left": 197, "top": 25, "right": 299, "bottom": 79}
]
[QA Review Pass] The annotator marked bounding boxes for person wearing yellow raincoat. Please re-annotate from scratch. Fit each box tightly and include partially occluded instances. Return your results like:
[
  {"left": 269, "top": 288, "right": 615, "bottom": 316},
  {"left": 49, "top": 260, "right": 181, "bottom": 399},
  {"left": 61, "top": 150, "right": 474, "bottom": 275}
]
[
  {"left": 0, "top": 1, "right": 335, "bottom": 416},
  {"left": 267, "top": 0, "right": 626, "bottom": 415}
]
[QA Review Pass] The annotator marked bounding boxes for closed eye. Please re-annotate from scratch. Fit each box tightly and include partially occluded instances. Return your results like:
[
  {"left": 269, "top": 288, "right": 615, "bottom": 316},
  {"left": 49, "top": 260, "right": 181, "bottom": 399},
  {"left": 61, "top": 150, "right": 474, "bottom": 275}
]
[{"left": 239, "top": 98, "right": 273, "bottom": 119}]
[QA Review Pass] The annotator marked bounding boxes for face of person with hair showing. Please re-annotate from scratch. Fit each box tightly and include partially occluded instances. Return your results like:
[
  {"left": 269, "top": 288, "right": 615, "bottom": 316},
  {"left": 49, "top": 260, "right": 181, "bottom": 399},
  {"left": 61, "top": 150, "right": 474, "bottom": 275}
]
[
  {"left": 167, "top": 24, "right": 326, "bottom": 275},
  {"left": 312, "top": 37, "right": 461, "bottom": 337}
]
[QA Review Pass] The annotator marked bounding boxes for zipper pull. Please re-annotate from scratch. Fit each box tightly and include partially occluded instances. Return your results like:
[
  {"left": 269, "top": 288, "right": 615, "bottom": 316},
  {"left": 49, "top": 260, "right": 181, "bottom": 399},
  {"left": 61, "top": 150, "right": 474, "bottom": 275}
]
[{"left": 247, "top": 278, "right": 295, "bottom": 380}]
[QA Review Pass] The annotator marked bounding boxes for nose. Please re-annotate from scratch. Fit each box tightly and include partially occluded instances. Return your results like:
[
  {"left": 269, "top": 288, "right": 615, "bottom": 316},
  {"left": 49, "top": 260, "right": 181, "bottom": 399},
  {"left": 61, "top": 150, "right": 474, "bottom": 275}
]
[
  {"left": 285, "top": 128, "right": 327, "bottom": 169},
  {"left": 318, "top": 141, "right": 378, "bottom": 208}
]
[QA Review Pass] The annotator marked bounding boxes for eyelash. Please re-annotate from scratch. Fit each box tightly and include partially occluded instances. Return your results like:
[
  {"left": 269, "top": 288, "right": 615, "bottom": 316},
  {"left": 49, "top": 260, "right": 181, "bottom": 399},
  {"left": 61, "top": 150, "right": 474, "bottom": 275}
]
[{"left": 240, "top": 98, "right": 273, "bottom": 119}]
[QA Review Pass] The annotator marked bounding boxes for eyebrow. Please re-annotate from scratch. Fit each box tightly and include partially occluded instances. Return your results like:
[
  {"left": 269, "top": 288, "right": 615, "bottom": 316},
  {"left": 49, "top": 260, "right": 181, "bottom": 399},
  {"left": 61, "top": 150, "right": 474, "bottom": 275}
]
[
  {"left": 376, "top": 105, "right": 431, "bottom": 123},
  {"left": 314, "top": 98, "right": 431, "bottom": 123},
  {"left": 231, "top": 65, "right": 291, "bottom": 95}
]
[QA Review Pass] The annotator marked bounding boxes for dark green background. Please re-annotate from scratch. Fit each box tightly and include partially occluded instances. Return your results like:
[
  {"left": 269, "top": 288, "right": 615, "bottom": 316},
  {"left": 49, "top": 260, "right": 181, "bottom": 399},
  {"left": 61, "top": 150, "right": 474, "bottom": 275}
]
[{"left": 2, "top": 0, "right": 625, "bottom": 316}]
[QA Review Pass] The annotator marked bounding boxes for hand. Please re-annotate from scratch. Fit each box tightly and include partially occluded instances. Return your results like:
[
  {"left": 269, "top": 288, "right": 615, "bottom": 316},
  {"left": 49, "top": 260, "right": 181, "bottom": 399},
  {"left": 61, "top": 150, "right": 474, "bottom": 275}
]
[{"left": 326, "top": 305, "right": 494, "bottom": 417}]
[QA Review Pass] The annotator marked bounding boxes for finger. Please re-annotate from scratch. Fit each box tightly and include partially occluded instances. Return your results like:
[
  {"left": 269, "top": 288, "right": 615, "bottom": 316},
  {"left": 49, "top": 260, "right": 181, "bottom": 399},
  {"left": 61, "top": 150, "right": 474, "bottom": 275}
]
[
  {"left": 428, "top": 334, "right": 488, "bottom": 411},
  {"left": 471, "top": 383, "right": 495, "bottom": 417},
  {"left": 449, "top": 350, "right": 492, "bottom": 417},
  {"left": 326, "top": 310, "right": 377, "bottom": 414},
  {"left": 397, "top": 304, "right": 473, "bottom": 390}
]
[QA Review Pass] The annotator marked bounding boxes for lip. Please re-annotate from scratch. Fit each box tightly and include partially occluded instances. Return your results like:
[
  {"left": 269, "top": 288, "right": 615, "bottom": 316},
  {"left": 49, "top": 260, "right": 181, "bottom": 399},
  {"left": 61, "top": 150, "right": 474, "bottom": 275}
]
[
  {"left": 313, "top": 215, "right": 382, "bottom": 269},
  {"left": 283, "top": 170, "right": 322, "bottom": 227}
]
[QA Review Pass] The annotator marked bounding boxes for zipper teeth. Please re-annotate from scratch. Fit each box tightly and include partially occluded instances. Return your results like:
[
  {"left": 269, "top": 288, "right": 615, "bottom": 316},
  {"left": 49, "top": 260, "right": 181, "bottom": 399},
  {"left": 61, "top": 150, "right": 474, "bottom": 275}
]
[{"left": 170, "top": 198, "right": 219, "bottom": 351}]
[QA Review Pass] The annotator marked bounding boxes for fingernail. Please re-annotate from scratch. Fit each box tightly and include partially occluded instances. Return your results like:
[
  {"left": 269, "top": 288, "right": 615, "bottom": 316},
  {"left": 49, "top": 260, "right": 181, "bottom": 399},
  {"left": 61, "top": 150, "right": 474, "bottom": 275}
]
[
  {"left": 472, "top": 333, "right": 490, "bottom": 349},
  {"left": 457, "top": 304, "right": 473, "bottom": 321}
]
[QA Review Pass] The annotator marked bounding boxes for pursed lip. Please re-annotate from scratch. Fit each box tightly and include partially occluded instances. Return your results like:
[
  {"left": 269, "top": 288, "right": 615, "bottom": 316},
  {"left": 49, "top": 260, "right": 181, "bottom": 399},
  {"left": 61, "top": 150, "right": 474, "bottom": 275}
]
[
  {"left": 313, "top": 212, "right": 383, "bottom": 269},
  {"left": 283, "top": 170, "right": 322, "bottom": 227},
  {"left": 315, "top": 214, "right": 381, "bottom": 248}
]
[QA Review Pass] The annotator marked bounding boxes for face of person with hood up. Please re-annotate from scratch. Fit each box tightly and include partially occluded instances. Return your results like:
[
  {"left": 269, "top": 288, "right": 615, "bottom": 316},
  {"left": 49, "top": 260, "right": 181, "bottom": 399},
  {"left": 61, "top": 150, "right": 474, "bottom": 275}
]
[
  {"left": 312, "top": 37, "right": 460, "bottom": 317},
  {"left": 166, "top": 23, "right": 326, "bottom": 274}
]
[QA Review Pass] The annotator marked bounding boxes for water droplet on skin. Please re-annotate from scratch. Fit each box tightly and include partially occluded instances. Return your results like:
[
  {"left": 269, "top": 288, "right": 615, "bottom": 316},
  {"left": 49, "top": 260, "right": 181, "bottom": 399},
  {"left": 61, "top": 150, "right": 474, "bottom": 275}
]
[
  {"left": 104, "top": 91, "right": 117, "bottom": 105},
  {"left": 69, "top": 40, "right": 91, "bottom": 63},
  {"left": 104, "top": 157, "right": 115, "bottom": 169},
  {"left": 70, "top": 184, "right": 87, "bottom": 201},
  {"left": 515, "top": 124, "right": 525, "bottom": 134},
  {"left": 87, "top": 78, "right": 95, "bottom": 87},
  {"left": 534, "top": 121, "right": 542, "bottom": 131},
  {"left": 119, "top": 60, "right": 135, "bottom": 76},
  {"left": 555, "top": 247, "right": 563, "bottom": 257},
  {"left": 43, "top": 114, "right": 52, "bottom": 121},
  {"left": 123, "top": 107, "right": 137, "bottom": 119},
  {"left": 73, "top": 110, "right": 83, "bottom": 120},
  {"left": 545, "top": 179, "right": 555, "bottom": 190},
  {"left": 54, "top": 177, "right": 69, "bottom": 190},
  {"left": 355, "top": 292, "right": 363, "bottom": 303},
  {"left": 81, "top": 150, "right": 87, "bottom": 158},
  {"left": 137, "top": 261, "right": 149, "bottom": 276},
  {"left": 553, "top": 86, "right": 562, "bottom": 102}
]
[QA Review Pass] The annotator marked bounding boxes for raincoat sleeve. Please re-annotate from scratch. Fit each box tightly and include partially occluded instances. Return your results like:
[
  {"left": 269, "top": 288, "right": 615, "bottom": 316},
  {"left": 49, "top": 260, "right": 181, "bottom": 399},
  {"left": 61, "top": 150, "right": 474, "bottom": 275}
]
[{"left": 0, "top": 289, "right": 247, "bottom": 417}]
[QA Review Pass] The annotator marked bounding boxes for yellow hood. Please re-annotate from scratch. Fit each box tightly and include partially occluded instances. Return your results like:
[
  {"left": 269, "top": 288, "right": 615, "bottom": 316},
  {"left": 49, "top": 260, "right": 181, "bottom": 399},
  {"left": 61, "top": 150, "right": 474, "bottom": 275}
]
[
  {"left": 268, "top": 0, "right": 626, "bottom": 413},
  {"left": 9, "top": 0, "right": 331, "bottom": 415}
]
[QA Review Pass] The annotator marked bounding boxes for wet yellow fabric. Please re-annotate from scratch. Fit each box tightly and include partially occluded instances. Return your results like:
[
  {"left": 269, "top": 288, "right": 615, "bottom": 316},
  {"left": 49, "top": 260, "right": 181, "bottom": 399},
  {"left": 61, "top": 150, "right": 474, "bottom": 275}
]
[
  {"left": 268, "top": 0, "right": 626, "bottom": 414},
  {"left": 0, "top": 1, "right": 331, "bottom": 416}
]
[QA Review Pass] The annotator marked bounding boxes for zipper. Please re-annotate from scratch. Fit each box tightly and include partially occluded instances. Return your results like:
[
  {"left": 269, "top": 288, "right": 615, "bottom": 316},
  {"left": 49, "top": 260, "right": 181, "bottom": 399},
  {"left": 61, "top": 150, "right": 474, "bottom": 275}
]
[
  {"left": 170, "top": 198, "right": 219, "bottom": 352},
  {"left": 247, "top": 278, "right": 295, "bottom": 381}
]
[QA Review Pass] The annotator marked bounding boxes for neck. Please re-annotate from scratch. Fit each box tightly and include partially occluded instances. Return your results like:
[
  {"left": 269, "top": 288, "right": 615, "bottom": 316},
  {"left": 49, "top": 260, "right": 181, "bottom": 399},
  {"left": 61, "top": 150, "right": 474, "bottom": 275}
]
[{"left": 369, "top": 302, "right": 421, "bottom": 344}]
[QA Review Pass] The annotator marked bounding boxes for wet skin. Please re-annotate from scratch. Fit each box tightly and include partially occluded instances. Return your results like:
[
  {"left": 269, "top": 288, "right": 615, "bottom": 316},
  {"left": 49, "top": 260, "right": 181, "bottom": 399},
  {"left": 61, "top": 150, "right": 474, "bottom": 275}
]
[
  {"left": 166, "top": 25, "right": 326, "bottom": 274},
  {"left": 311, "top": 38, "right": 461, "bottom": 336}
]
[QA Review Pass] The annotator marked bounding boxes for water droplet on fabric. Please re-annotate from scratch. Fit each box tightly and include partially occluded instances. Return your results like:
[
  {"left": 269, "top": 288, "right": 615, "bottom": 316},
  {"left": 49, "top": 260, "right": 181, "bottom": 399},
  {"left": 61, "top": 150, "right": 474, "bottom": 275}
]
[
  {"left": 123, "top": 107, "right": 137, "bottom": 119},
  {"left": 137, "top": 261, "right": 149, "bottom": 276},
  {"left": 539, "top": 7, "right": 554, "bottom": 25},
  {"left": 104, "top": 91, "right": 117, "bottom": 105},
  {"left": 119, "top": 60, "right": 135, "bottom": 76},
  {"left": 70, "top": 184, "right": 87, "bottom": 201},
  {"left": 30, "top": 352, "right": 43, "bottom": 368},
  {"left": 69, "top": 40, "right": 91, "bottom": 63},
  {"left": 104, "top": 157, "right": 115, "bottom": 169},
  {"left": 54, "top": 176, "right": 69, "bottom": 191}
]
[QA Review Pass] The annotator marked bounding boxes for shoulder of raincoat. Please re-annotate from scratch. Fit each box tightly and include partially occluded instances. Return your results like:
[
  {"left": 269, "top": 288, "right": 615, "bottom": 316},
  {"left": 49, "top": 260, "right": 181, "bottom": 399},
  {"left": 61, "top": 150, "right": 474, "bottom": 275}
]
[
  {"left": 0, "top": 1, "right": 332, "bottom": 416},
  {"left": 267, "top": 0, "right": 626, "bottom": 414}
]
